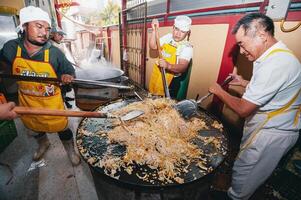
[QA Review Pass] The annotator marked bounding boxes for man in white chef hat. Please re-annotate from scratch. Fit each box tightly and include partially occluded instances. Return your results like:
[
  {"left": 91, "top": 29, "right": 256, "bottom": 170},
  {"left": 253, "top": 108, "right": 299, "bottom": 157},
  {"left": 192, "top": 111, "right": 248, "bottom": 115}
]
[
  {"left": 0, "top": 6, "right": 81, "bottom": 166},
  {"left": 149, "top": 15, "right": 193, "bottom": 100}
]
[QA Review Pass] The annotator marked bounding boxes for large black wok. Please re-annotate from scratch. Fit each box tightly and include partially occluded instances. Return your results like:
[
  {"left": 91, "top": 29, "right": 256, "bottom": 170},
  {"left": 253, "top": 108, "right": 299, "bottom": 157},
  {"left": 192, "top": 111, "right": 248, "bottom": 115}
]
[{"left": 76, "top": 98, "right": 229, "bottom": 199}]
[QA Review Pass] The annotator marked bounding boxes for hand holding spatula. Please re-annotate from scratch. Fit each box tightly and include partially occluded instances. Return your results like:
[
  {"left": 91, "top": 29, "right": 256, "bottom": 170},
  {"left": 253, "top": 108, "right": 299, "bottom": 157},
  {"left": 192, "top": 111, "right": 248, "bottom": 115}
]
[{"left": 175, "top": 75, "right": 234, "bottom": 119}]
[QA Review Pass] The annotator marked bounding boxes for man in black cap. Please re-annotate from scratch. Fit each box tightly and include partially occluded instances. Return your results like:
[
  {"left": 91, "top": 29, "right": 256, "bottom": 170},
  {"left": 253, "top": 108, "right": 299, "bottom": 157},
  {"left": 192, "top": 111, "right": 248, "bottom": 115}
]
[{"left": 50, "top": 27, "right": 74, "bottom": 108}]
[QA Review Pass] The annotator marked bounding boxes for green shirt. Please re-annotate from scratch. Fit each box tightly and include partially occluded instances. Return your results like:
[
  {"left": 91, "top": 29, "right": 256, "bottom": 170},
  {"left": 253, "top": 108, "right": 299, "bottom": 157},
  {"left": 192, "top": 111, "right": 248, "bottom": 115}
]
[{"left": 0, "top": 38, "right": 75, "bottom": 78}]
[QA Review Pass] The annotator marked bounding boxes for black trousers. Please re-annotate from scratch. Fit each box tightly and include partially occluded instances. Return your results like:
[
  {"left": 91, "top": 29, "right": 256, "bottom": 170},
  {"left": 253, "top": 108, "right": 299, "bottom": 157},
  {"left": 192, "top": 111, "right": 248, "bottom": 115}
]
[{"left": 33, "top": 128, "right": 73, "bottom": 141}]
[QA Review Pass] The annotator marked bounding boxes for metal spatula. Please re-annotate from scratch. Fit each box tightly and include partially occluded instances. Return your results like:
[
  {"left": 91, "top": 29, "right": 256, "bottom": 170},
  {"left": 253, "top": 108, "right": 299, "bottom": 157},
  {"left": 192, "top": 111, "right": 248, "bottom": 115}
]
[
  {"left": 0, "top": 74, "right": 133, "bottom": 89},
  {"left": 119, "top": 110, "right": 144, "bottom": 121},
  {"left": 175, "top": 75, "right": 234, "bottom": 119}
]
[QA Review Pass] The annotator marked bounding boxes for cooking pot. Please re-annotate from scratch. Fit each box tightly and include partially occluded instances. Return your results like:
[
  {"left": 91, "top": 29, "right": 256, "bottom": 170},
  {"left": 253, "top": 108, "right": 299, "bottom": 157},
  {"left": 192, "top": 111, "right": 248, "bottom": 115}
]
[
  {"left": 76, "top": 67, "right": 125, "bottom": 86},
  {"left": 76, "top": 98, "right": 229, "bottom": 199},
  {"left": 74, "top": 67, "right": 129, "bottom": 110}
]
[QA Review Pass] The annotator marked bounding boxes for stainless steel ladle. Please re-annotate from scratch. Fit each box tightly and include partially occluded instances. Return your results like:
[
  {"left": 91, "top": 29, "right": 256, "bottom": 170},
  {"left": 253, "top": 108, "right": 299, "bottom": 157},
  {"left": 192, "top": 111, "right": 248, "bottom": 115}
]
[{"left": 174, "top": 75, "right": 234, "bottom": 119}]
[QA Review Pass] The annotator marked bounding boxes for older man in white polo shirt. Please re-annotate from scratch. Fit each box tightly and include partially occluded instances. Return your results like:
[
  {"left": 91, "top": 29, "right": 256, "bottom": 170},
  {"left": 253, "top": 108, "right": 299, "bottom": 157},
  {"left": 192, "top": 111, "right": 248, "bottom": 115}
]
[{"left": 209, "top": 13, "right": 301, "bottom": 200}]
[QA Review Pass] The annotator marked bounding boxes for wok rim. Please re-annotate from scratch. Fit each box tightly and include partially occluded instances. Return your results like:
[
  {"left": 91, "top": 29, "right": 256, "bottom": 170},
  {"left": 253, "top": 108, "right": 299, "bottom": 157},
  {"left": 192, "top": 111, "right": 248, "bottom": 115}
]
[{"left": 75, "top": 67, "right": 125, "bottom": 81}]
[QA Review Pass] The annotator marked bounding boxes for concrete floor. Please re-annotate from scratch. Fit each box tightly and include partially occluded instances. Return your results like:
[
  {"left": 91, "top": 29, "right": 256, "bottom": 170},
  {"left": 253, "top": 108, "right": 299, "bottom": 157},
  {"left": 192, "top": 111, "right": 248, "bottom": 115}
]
[
  {"left": 0, "top": 60, "right": 131, "bottom": 200},
  {"left": 0, "top": 99, "right": 98, "bottom": 200}
]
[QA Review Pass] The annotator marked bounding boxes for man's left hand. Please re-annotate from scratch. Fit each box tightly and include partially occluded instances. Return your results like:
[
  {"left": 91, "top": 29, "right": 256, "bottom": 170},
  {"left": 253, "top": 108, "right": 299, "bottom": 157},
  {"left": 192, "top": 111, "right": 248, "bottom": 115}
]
[
  {"left": 208, "top": 83, "right": 223, "bottom": 95},
  {"left": 157, "top": 59, "right": 170, "bottom": 70},
  {"left": 61, "top": 74, "right": 74, "bottom": 84}
]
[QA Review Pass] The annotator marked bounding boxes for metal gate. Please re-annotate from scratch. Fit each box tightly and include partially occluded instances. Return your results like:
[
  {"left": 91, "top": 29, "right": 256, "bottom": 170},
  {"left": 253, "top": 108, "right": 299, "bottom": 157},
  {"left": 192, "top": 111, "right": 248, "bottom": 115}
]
[{"left": 119, "top": 2, "right": 147, "bottom": 88}]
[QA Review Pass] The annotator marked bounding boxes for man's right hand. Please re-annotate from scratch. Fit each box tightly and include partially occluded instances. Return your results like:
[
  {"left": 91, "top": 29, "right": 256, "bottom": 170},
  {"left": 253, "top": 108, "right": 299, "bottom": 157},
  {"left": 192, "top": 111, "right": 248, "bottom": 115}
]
[
  {"left": 61, "top": 74, "right": 74, "bottom": 84},
  {"left": 151, "top": 19, "right": 159, "bottom": 30}
]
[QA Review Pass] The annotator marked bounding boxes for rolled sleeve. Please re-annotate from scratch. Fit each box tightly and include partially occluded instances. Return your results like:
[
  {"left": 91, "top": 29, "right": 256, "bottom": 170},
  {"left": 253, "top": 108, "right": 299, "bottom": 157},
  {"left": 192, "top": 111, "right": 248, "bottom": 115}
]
[{"left": 178, "top": 46, "right": 193, "bottom": 61}]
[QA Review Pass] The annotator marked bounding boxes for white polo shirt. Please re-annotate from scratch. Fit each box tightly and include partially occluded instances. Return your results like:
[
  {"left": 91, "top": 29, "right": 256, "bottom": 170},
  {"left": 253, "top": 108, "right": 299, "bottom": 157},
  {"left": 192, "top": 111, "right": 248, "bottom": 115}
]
[
  {"left": 243, "top": 41, "right": 301, "bottom": 130},
  {"left": 159, "top": 33, "right": 193, "bottom": 63}
]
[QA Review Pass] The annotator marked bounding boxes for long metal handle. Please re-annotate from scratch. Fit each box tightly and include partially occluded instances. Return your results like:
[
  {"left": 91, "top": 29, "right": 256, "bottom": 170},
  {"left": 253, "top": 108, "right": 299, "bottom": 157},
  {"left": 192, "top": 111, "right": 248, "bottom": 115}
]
[
  {"left": 0, "top": 74, "right": 133, "bottom": 89},
  {"left": 0, "top": 74, "right": 59, "bottom": 83},
  {"left": 72, "top": 79, "right": 133, "bottom": 89},
  {"left": 13, "top": 106, "right": 107, "bottom": 118},
  {"left": 160, "top": 68, "right": 171, "bottom": 98},
  {"left": 154, "top": 26, "right": 171, "bottom": 98},
  {"left": 196, "top": 75, "right": 234, "bottom": 104},
  {"left": 196, "top": 93, "right": 212, "bottom": 104}
]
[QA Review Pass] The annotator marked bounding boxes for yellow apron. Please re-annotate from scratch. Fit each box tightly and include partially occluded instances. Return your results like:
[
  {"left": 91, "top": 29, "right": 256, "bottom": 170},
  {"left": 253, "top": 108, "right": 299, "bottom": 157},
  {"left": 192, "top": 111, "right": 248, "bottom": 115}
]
[
  {"left": 149, "top": 43, "right": 177, "bottom": 96},
  {"left": 12, "top": 46, "right": 68, "bottom": 133},
  {"left": 238, "top": 49, "right": 301, "bottom": 157}
]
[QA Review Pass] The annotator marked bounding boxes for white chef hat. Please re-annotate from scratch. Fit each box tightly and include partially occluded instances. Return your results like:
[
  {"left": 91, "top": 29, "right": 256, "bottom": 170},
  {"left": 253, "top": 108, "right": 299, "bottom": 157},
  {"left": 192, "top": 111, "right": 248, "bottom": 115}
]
[
  {"left": 17, "top": 6, "right": 51, "bottom": 32},
  {"left": 174, "top": 15, "right": 192, "bottom": 32}
]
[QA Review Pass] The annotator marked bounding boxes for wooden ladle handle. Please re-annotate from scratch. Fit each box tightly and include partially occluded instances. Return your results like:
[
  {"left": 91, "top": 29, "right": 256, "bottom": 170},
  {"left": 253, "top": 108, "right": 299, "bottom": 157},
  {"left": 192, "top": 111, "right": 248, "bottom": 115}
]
[{"left": 13, "top": 106, "right": 107, "bottom": 118}]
